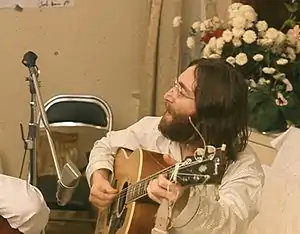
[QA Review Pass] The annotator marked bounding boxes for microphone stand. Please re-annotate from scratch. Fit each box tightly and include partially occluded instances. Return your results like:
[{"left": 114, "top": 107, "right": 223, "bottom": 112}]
[
  {"left": 21, "top": 51, "right": 62, "bottom": 185},
  {"left": 20, "top": 73, "right": 38, "bottom": 185},
  {"left": 22, "top": 51, "right": 81, "bottom": 206}
]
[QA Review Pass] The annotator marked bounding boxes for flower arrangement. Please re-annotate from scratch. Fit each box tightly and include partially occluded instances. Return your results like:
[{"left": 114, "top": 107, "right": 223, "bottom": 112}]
[{"left": 174, "top": 2, "right": 300, "bottom": 133}]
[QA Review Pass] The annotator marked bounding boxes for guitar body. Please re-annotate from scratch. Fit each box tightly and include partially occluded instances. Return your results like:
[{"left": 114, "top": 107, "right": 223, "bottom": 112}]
[
  {"left": 100, "top": 148, "right": 169, "bottom": 234},
  {"left": 95, "top": 146, "right": 227, "bottom": 234}
]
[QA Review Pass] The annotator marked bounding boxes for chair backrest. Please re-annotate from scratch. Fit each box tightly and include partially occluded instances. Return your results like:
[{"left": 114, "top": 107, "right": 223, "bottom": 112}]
[
  {"left": 39, "top": 94, "right": 113, "bottom": 131},
  {"left": 36, "top": 94, "right": 113, "bottom": 177},
  {"left": 33, "top": 94, "right": 113, "bottom": 212}
]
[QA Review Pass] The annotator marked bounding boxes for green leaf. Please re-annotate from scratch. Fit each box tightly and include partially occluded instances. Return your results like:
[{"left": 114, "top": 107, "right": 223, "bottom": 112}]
[
  {"left": 248, "top": 90, "right": 286, "bottom": 132},
  {"left": 284, "top": 2, "right": 298, "bottom": 13},
  {"left": 281, "top": 92, "right": 300, "bottom": 127}
]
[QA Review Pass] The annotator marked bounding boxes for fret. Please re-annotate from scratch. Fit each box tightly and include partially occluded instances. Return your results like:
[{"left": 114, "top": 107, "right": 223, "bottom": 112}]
[
  {"left": 137, "top": 182, "right": 143, "bottom": 197},
  {"left": 142, "top": 180, "right": 148, "bottom": 196},
  {"left": 132, "top": 185, "right": 137, "bottom": 200},
  {"left": 124, "top": 169, "right": 173, "bottom": 203},
  {"left": 125, "top": 187, "right": 131, "bottom": 203}
]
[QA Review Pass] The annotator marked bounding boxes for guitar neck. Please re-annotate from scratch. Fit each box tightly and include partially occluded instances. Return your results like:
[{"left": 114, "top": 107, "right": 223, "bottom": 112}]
[
  {"left": 117, "top": 151, "right": 224, "bottom": 205},
  {"left": 120, "top": 166, "right": 173, "bottom": 204}
]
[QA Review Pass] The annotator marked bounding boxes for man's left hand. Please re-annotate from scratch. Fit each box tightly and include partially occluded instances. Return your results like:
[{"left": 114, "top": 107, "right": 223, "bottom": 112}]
[{"left": 147, "top": 154, "right": 183, "bottom": 204}]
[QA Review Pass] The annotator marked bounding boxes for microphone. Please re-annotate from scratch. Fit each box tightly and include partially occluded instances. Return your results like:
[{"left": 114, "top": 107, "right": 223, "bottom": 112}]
[
  {"left": 22, "top": 51, "right": 39, "bottom": 77},
  {"left": 56, "top": 162, "right": 81, "bottom": 206},
  {"left": 22, "top": 51, "right": 38, "bottom": 68},
  {"left": 22, "top": 51, "right": 82, "bottom": 206}
]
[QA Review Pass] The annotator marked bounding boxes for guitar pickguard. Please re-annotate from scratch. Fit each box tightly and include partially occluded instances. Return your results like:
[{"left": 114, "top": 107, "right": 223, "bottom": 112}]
[
  {"left": 108, "top": 208, "right": 127, "bottom": 234},
  {"left": 107, "top": 180, "right": 129, "bottom": 234}
]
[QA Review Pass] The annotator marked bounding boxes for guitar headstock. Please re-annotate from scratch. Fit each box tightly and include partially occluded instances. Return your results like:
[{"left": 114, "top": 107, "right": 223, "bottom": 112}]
[{"left": 169, "top": 144, "right": 227, "bottom": 187}]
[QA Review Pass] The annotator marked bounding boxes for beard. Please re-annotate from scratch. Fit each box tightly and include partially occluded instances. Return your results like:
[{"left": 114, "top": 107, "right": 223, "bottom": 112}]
[{"left": 158, "top": 104, "right": 196, "bottom": 143}]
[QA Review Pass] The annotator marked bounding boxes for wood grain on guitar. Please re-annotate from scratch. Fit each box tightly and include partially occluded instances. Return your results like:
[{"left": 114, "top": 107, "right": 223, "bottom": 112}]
[
  {"left": 95, "top": 147, "right": 227, "bottom": 234},
  {"left": 0, "top": 216, "right": 22, "bottom": 234}
]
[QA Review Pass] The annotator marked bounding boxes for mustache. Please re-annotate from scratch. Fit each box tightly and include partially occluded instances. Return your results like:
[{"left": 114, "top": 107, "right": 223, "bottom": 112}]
[{"left": 165, "top": 102, "right": 176, "bottom": 115}]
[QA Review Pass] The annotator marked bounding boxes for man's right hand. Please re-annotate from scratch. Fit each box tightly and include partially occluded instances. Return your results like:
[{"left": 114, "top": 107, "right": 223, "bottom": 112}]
[{"left": 89, "top": 170, "right": 118, "bottom": 212}]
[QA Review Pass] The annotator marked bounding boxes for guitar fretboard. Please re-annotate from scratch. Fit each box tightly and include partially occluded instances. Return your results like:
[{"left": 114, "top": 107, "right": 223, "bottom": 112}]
[
  {"left": 125, "top": 177, "right": 154, "bottom": 203},
  {"left": 118, "top": 166, "right": 172, "bottom": 204}
]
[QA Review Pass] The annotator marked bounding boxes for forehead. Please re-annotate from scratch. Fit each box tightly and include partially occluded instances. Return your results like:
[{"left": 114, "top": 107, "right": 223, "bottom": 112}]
[{"left": 177, "top": 65, "right": 196, "bottom": 90}]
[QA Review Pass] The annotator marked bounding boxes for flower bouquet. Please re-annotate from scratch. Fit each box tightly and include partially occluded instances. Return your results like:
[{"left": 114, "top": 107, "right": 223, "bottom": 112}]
[{"left": 175, "top": 2, "right": 300, "bottom": 133}]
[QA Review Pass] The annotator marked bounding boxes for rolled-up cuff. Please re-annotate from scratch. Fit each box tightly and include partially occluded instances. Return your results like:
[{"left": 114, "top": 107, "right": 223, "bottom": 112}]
[{"left": 86, "top": 161, "right": 113, "bottom": 187}]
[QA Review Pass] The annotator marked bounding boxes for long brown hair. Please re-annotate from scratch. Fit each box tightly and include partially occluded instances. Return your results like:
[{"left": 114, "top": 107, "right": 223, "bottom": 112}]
[{"left": 189, "top": 58, "right": 248, "bottom": 161}]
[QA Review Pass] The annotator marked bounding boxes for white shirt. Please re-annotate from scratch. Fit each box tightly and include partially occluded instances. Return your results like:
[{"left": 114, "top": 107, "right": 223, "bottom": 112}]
[
  {"left": 0, "top": 174, "right": 50, "bottom": 234},
  {"left": 86, "top": 116, "right": 264, "bottom": 234}
]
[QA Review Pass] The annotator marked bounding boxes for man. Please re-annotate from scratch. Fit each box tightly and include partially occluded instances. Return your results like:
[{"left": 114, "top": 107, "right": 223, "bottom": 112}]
[
  {"left": 0, "top": 173, "right": 50, "bottom": 234},
  {"left": 87, "top": 58, "right": 264, "bottom": 234}
]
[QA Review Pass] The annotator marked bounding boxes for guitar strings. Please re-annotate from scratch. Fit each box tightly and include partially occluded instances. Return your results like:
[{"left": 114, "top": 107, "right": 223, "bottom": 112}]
[{"left": 116, "top": 158, "right": 214, "bottom": 202}]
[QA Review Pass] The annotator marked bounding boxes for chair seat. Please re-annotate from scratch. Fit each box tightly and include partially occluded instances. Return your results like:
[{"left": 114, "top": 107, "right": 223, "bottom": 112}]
[{"left": 37, "top": 175, "right": 90, "bottom": 211}]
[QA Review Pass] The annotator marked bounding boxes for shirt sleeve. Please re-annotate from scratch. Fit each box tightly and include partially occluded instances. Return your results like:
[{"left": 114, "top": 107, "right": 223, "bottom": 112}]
[
  {"left": 86, "top": 116, "right": 161, "bottom": 186},
  {"left": 0, "top": 174, "right": 50, "bottom": 234},
  {"left": 170, "top": 148, "right": 264, "bottom": 234}
]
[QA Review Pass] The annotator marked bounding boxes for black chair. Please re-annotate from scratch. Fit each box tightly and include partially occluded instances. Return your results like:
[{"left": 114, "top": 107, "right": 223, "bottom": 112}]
[{"left": 33, "top": 94, "right": 113, "bottom": 228}]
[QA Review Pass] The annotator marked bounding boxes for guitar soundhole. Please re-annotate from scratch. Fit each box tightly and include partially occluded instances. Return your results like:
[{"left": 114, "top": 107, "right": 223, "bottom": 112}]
[{"left": 117, "top": 181, "right": 128, "bottom": 215}]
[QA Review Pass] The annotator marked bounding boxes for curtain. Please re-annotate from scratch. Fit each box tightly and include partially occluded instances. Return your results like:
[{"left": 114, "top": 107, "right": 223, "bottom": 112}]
[{"left": 138, "top": 0, "right": 183, "bottom": 117}]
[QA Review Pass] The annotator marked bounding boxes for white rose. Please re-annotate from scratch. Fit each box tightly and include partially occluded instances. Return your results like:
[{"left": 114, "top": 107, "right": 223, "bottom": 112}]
[
  {"left": 239, "top": 5, "right": 256, "bottom": 14},
  {"left": 245, "top": 22, "right": 254, "bottom": 29},
  {"left": 203, "top": 20, "right": 212, "bottom": 30},
  {"left": 232, "top": 16, "right": 247, "bottom": 29},
  {"left": 262, "top": 67, "right": 276, "bottom": 74},
  {"left": 257, "top": 38, "right": 273, "bottom": 47},
  {"left": 202, "top": 45, "right": 212, "bottom": 58},
  {"left": 208, "top": 37, "right": 217, "bottom": 50},
  {"left": 232, "top": 27, "right": 245, "bottom": 38},
  {"left": 253, "top": 54, "right": 264, "bottom": 61},
  {"left": 222, "top": 29, "right": 233, "bottom": 42},
  {"left": 232, "top": 38, "right": 242, "bottom": 47},
  {"left": 258, "top": 78, "right": 267, "bottom": 85},
  {"left": 199, "top": 22, "right": 206, "bottom": 31},
  {"left": 191, "top": 21, "right": 201, "bottom": 32},
  {"left": 229, "top": 11, "right": 239, "bottom": 19},
  {"left": 187, "top": 36, "right": 195, "bottom": 49},
  {"left": 286, "top": 47, "right": 296, "bottom": 61},
  {"left": 249, "top": 79, "right": 257, "bottom": 87},
  {"left": 256, "top": 20, "right": 268, "bottom": 32},
  {"left": 228, "top": 3, "right": 242, "bottom": 13},
  {"left": 276, "top": 58, "right": 288, "bottom": 65},
  {"left": 172, "top": 16, "right": 182, "bottom": 28},
  {"left": 226, "top": 56, "right": 236, "bottom": 66},
  {"left": 243, "top": 30, "right": 257, "bottom": 44},
  {"left": 235, "top": 53, "right": 248, "bottom": 66},
  {"left": 211, "top": 16, "right": 222, "bottom": 27},
  {"left": 244, "top": 11, "right": 257, "bottom": 22},
  {"left": 265, "top": 28, "right": 278, "bottom": 40},
  {"left": 216, "top": 37, "right": 225, "bottom": 51},
  {"left": 275, "top": 31, "right": 286, "bottom": 45}
]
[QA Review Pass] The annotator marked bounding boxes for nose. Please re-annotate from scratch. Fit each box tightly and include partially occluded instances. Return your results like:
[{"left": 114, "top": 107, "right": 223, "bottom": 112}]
[{"left": 164, "top": 87, "right": 175, "bottom": 103}]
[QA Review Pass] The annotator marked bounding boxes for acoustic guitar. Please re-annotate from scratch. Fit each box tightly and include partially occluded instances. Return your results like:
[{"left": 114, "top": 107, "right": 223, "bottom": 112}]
[
  {"left": 94, "top": 146, "right": 227, "bottom": 234},
  {"left": 0, "top": 216, "right": 22, "bottom": 234}
]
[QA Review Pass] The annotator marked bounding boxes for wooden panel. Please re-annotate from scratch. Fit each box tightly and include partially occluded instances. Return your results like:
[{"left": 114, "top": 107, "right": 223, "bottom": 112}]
[
  {"left": 248, "top": 141, "right": 276, "bottom": 166},
  {"left": 248, "top": 131, "right": 277, "bottom": 166}
]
